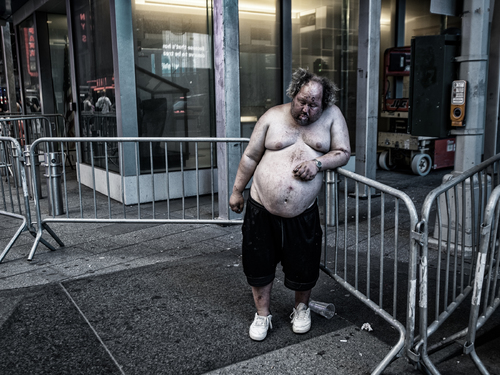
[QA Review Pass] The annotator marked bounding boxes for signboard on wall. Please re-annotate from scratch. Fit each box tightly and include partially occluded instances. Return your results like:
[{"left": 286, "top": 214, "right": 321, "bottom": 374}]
[
  {"left": 162, "top": 31, "right": 211, "bottom": 75},
  {"left": 430, "top": 0, "right": 463, "bottom": 17},
  {"left": 24, "top": 27, "right": 38, "bottom": 77}
]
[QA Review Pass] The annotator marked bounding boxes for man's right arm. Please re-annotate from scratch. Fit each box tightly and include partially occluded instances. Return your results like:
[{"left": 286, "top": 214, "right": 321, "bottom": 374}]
[{"left": 229, "top": 114, "right": 270, "bottom": 213}]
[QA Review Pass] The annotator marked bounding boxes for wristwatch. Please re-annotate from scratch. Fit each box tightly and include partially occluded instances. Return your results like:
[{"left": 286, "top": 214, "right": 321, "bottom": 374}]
[{"left": 313, "top": 159, "right": 322, "bottom": 171}]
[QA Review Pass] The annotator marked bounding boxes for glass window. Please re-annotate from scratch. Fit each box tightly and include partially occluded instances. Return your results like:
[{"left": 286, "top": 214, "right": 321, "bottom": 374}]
[
  {"left": 0, "top": 24, "right": 20, "bottom": 114},
  {"left": 239, "top": 0, "right": 281, "bottom": 138},
  {"left": 47, "top": 14, "right": 69, "bottom": 118},
  {"left": 71, "top": 0, "right": 116, "bottom": 168},
  {"left": 132, "top": 0, "right": 214, "bottom": 171},
  {"left": 18, "top": 16, "right": 41, "bottom": 115},
  {"left": 291, "top": 0, "right": 359, "bottom": 152},
  {"left": 405, "top": 0, "right": 461, "bottom": 43}
]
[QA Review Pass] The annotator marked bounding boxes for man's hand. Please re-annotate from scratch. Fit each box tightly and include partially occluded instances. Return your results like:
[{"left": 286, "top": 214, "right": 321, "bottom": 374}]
[
  {"left": 293, "top": 160, "right": 319, "bottom": 181},
  {"left": 230, "top": 191, "right": 245, "bottom": 213}
]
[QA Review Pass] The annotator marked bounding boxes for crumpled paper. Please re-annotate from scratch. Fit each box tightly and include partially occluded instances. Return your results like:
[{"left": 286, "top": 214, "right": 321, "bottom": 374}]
[{"left": 361, "top": 323, "right": 373, "bottom": 332}]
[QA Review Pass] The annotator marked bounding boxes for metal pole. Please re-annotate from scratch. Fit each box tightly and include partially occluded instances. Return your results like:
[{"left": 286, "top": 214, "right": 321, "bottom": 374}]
[
  {"left": 484, "top": 2, "right": 500, "bottom": 159},
  {"left": 45, "top": 152, "right": 64, "bottom": 216},
  {"left": 452, "top": 0, "right": 491, "bottom": 173},
  {"left": 214, "top": 0, "right": 241, "bottom": 220},
  {"left": 355, "top": 0, "right": 381, "bottom": 196}
]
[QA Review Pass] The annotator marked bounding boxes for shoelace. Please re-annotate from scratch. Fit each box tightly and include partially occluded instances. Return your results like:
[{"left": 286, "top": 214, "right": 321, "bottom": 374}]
[
  {"left": 290, "top": 307, "right": 308, "bottom": 322},
  {"left": 255, "top": 315, "right": 272, "bottom": 329}
]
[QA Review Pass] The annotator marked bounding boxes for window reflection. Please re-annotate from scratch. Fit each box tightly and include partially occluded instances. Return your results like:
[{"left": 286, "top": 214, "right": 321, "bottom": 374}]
[
  {"left": 18, "top": 17, "right": 41, "bottom": 115},
  {"left": 71, "top": 0, "right": 117, "bottom": 170},
  {"left": 405, "top": 0, "right": 461, "bottom": 43},
  {"left": 292, "top": 0, "right": 358, "bottom": 152},
  {"left": 133, "top": 0, "right": 214, "bottom": 172},
  {"left": 239, "top": 0, "right": 281, "bottom": 138}
]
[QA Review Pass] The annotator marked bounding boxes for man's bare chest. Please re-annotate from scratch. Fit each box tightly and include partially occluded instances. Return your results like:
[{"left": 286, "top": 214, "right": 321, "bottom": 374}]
[{"left": 264, "top": 122, "right": 330, "bottom": 153}]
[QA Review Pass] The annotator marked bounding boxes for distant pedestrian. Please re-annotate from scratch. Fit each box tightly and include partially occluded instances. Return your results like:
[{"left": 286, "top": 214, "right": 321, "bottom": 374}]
[
  {"left": 83, "top": 94, "right": 94, "bottom": 112},
  {"left": 95, "top": 91, "right": 112, "bottom": 114}
]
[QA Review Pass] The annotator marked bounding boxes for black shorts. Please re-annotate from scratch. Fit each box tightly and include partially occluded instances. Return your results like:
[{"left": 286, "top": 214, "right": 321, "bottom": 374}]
[{"left": 242, "top": 195, "right": 323, "bottom": 291}]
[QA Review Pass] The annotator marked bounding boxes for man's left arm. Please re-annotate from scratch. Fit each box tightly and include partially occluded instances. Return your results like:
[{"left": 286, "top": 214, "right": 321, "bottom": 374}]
[
  {"left": 315, "top": 105, "right": 351, "bottom": 171},
  {"left": 294, "top": 106, "right": 350, "bottom": 181}
]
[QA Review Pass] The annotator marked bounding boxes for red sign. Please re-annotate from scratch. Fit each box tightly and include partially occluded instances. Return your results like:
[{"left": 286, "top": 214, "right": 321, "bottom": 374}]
[
  {"left": 24, "top": 27, "right": 38, "bottom": 77},
  {"left": 80, "top": 13, "right": 87, "bottom": 43}
]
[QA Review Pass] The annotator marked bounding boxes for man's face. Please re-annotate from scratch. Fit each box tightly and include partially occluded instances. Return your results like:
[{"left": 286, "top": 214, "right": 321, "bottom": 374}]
[{"left": 290, "top": 81, "right": 324, "bottom": 126}]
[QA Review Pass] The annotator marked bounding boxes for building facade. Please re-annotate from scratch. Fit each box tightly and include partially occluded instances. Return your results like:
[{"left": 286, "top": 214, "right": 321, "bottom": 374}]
[{"left": 1, "top": 0, "right": 497, "bottom": 211}]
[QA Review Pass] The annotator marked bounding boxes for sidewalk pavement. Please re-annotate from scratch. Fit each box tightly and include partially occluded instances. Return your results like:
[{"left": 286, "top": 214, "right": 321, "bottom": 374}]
[{"left": 1, "top": 166, "right": 499, "bottom": 374}]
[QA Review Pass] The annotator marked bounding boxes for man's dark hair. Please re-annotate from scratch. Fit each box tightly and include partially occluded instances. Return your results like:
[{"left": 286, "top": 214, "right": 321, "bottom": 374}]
[{"left": 286, "top": 67, "right": 339, "bottom": 108}]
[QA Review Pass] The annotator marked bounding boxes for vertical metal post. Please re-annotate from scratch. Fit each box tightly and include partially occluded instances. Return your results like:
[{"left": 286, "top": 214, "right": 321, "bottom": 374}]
[
  {"left": 355, "top": 0, "right": 380, "bottom": 194},
  {"left": 326, "top": 170, "right": 336, "bottom": 226},
  {"left": 110, "top": 0, "right": 139, "bottom": 180},
  {"left": 452, "top": 0, "right": 490, "bottom": 173},
  {"left": 484, "top": 3, "right": 500, "bottom": 159},
  {"left": 65, "top": 0, "right": 80, "bottom": 137},
  {"left": 45, "top": 152, "right": 64, "bottom": 216},
  {"left": 433, "top": 0, "right": 492, "bottom": 249},
  {"left": 214, "top": 0, "right": 241, "bottom": 220},
  {"left": 24, "top": 145, "right": 42, "bottom": 199},
  {"left": 281, "top": 0, "right": 292, "bottom": 104}
]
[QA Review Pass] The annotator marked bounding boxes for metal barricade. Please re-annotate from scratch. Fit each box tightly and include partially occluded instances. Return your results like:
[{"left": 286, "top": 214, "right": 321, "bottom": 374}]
[
  {"left": 0, "top": 137, "right": 30, "bottom": 263},
  {"left": 322, "top": 168, "right": 420, "bottom": 374},
  {"left": 463, "top": 184, "right": 500, "bottom": 374},
  {"left": 0, "top": 136, "right": 60, "bottom": 263},
  {"left": 0, "top": 116, "right": 49, "bottom": 145},
  {"left": 412, "top": 153, "right": 500, "bottom": 374},
  {"left": 27, "top": 137, "right": 250, "bottom": 261}
]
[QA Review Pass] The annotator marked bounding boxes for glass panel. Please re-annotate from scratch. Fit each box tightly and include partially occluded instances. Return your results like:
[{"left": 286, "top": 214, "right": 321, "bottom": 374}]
[
  {"left": 291, "top": 0, "right": 359, "bottom": 152},
  {"left": 47, "top": 14, "right": 69, "bottom": 117},
  {"left": 71, "top": 0, "right": 116, "bottom": 170},
  {"left": 239, "top": 0, "right": 281, "bottom": 138},
  {"left": 133, "top": 0, "right": 214, "bottom": 172},
  {"left": 405, "top": 0, "right": 461, "bottom": 43},
  {"left": 0, "top": 24, "right": 21, "bottom": 114},
  {"left": 18, "top": 17, "right": 41, "bottom": 115}
]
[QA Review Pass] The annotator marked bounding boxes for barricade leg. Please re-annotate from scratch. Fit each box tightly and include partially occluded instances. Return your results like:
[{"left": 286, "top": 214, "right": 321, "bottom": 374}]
[{"left": 0, "top": 211, "right": 28, "bottom": 263}]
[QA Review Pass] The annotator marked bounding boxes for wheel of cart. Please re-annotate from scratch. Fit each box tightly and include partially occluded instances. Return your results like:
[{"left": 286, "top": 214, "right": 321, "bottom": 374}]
[
  {"left": 378, "top": 150, "right": 396, "bottom": 170},
  {"left": 411, "top": 153, "right": 432, "bottom": 176}
]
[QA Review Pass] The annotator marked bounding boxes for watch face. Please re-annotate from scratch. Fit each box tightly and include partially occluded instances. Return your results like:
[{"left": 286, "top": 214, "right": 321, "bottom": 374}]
[{"left": 315, "top": 160, "right": 322, "bottom": 169}]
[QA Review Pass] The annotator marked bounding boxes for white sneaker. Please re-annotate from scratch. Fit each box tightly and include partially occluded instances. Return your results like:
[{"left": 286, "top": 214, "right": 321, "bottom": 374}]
[
  {"left": 290, "top": 303, "right": 311, "bottom": 334},
  {"left": 249, "top": 313, "right": 272, "bottom": 341}
]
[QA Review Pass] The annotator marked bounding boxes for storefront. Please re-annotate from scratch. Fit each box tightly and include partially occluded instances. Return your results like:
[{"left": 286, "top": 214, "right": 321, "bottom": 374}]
[{"left": 4, "top": 0, "right": 466, "bottom": 204}]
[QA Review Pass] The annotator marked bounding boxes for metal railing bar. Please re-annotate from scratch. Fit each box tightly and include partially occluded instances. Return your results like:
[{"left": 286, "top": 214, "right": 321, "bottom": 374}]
[
  {"left": 355, "top": 181, "right": 359, "bottom": 291},
  {"left": 210, "top": 142, "right": 215, "bottom": 220},
  {"left": 120, "top": 143, "right": 126, "bottom": 219},
  {"left": 366, "top": 186, "right": 372, "bottom": 300},
  {"left": 149, "top": 142, "right": 155, "bottom": 218},
  {"left": 379, "top": 192, "right": 385, "bottom": 308},
  {"left": 61, "top": 142, "right": 69, "bottom": 218},
  {"left": 394, "top": 198, "right": 399, "bottom": 318},
  {"left": 90, "top": 142, "right": 97, "bottom": 219},
  {"left": 165, "top": 142, "right": 170, "bottom": 219},
  {"left": 135, "top": 142, "right": 140, "bottom": 219},
  {"left": 76, "top": 142, "right": 84, "bottom": 218},
  {"left": 195, "top": 142, "right": 200, "bottom": 219},
  {"left": 453, "top": 184, "right": 459, "bottom": 301},
  {"left": 105, "top": 142, "right": 111, "bottom": 219},
  {"left": 343, "top": 176, "right": 348, "bottom": 279},
  {"left": 180, "top": 142, "right": 185, "bottom": 219}
]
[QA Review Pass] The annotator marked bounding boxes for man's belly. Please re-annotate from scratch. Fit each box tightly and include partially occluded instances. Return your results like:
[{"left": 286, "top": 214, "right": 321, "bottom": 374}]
[{"left": 251, "top": 147, "right": 323, "bottom": 218}]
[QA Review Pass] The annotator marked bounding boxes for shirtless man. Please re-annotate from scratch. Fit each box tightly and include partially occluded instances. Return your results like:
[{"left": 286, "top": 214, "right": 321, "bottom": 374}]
[{"left": 229, "top": 68, "right": 351, "bottom": 341}]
